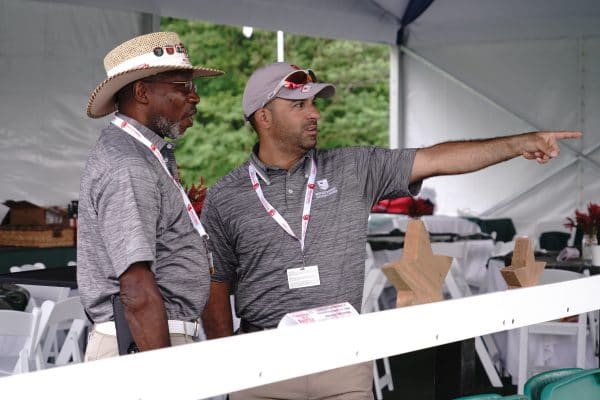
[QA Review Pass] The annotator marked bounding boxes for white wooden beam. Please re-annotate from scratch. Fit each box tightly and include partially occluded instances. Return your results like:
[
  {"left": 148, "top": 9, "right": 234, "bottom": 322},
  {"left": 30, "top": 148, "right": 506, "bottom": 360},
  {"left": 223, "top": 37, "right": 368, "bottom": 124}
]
[{"left": 1, "top": 276, "right": 600, "bottom": 399}]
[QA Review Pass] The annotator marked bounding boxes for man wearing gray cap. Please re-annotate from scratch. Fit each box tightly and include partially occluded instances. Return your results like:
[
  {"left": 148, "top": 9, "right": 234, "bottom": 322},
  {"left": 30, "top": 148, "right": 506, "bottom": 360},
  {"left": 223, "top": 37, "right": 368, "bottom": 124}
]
[{"left": 200, "top": 62, "right": 580, "bottom": 399}]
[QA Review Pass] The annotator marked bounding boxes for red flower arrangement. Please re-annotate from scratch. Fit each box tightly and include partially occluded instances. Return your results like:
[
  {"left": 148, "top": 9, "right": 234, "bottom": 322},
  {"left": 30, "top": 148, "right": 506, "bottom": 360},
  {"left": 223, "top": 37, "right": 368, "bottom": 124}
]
[
  {"left": 564, "top": 202, "right": 600, "bottom": 236},
  {"left": 372, "top": 196, "right": 434, "bottom": 217},
  {"left": 185, "top": 176, "right": 207, "bottom": 217}
]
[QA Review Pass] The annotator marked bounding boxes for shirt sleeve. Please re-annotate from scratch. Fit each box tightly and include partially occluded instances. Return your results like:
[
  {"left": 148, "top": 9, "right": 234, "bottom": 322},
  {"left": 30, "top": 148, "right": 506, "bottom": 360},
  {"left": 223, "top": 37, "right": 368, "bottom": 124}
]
[
  {"left": 200, "top": 188, "right": 238, "bottom": 283},
  {"left": 95, "top": 161, "right": 159, "bottom": 278},
  {"left": 352, "top": 146, "right": 422, "bottom": 206}
]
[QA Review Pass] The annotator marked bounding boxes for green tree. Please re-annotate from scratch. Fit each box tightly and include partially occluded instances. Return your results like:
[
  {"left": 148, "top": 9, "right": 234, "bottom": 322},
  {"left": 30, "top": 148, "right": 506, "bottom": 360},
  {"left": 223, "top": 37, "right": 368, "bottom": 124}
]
[{"left": 161, "top": 18, "right": 389, "bottom": 187}]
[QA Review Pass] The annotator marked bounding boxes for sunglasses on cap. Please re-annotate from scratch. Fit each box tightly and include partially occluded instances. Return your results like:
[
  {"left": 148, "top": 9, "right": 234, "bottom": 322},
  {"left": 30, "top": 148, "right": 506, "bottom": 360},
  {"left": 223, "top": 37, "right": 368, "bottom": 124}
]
[{"left": 261, "top": 69, "right": 317, "bottom": 108}]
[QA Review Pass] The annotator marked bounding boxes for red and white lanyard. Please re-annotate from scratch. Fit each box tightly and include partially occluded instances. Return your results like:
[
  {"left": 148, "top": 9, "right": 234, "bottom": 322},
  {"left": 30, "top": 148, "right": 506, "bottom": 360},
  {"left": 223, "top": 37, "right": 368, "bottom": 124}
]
[
  {"left": 111, "top": 116, "right": 209, "bottom": 240},
  {"left": 248, "top": 157, "right": 317, "bottom": 252}
]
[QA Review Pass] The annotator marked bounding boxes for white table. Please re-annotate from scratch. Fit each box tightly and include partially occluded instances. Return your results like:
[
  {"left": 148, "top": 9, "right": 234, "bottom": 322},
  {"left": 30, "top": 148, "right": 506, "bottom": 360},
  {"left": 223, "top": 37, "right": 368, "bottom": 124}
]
[{"left": 368, "top": 214, "right": 482, "bottom": 236}]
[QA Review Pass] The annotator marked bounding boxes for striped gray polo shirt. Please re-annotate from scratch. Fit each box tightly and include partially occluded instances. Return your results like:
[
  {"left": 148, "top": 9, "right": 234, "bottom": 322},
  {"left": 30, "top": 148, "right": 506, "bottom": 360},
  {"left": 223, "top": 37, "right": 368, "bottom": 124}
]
[
  {"left": 201, "top": 146, "right": 419, "bottom": 328},
  {"left": 77, "top": 114, "right": 210, "bottom": 323}
]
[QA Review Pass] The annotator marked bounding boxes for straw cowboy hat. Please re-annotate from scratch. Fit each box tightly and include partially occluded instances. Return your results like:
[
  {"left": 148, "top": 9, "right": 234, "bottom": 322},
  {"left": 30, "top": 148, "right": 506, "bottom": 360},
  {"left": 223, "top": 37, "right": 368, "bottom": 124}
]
[{"left": 87, "top": 31, "right": 224, "bottom": 118}]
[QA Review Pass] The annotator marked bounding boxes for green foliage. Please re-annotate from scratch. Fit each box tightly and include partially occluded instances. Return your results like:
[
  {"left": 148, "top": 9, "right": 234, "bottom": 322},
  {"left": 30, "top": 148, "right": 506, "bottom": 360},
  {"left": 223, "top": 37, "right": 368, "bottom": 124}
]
[{"left": 162, "top": 18, "right": 389, "bottom": 187}]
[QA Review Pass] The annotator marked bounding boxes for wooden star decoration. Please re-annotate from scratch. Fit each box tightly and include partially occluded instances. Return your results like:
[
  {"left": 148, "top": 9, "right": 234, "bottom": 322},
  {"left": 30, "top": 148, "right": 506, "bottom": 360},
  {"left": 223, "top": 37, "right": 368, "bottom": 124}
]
[
  {"left": 381, "top": 219, "right": 453, "bottom": 307},
  {"left": 501, "top": 236, "right": 546, "bottom": 289}
]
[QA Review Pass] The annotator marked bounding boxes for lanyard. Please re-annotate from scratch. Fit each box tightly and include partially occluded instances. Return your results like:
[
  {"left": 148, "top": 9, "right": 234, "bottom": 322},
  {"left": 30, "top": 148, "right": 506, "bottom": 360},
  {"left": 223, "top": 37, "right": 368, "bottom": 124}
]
[
  {"left": 111, "top": 116, "right": 213, "bottom": 272},
  {"left": 248, "top": 157, "right": 316, "bottom": 252}
]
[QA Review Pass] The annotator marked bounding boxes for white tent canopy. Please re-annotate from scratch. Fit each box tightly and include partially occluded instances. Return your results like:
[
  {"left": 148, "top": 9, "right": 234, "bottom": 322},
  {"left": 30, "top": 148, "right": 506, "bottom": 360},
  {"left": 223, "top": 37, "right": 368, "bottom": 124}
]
[{"left": 1, "top": 0, "right": 599, "bottom": 236}]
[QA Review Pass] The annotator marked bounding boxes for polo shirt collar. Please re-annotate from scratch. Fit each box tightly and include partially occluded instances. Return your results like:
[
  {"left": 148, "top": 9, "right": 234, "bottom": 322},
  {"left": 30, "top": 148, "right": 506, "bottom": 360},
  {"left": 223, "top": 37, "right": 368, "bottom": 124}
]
[
  {"left": 249, "top": 144, "right": 315, "bottom": 185},
  {"left": 115, "top": 112, "right": 170, "bottom": 152}
]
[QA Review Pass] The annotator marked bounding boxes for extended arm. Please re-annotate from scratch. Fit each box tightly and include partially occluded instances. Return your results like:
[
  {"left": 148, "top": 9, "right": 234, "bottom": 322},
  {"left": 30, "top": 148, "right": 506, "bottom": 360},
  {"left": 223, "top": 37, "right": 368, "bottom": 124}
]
[
  {"left": 119, "top": 262, "right": 170, "bottom": 351},
  {"left": 202, "top": 281, "right": 234, "bottom": 339},
  {"left": 410, "top": 131, "right": 581, "bottom": 183}
]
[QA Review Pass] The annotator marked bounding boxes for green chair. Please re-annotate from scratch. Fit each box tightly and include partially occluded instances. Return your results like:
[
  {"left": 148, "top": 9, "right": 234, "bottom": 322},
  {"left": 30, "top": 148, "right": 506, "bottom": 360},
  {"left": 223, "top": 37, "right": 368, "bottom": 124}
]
[
  {"left": 524, "top": 368, "right": 584, "bottom": 400},
  {"left": 453, "top": 393, "right": 530, "bottom": 399},
  {"left": 540, "top": 368, "right": 600, "bottom": 400}
]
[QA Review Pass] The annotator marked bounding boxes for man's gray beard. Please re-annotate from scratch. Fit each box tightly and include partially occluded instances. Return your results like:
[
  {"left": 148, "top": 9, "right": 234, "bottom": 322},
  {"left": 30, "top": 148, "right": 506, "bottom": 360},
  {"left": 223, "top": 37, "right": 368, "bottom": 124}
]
[{"left": 154, "top": 116, "right": 183, "bottom": 140}]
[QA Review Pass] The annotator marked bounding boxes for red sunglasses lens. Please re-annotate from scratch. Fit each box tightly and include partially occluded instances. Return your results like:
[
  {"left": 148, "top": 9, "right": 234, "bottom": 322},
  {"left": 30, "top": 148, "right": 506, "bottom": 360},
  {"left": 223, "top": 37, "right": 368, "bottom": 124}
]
[
  {"left": 284, "top": 70, "right": 316, "bottom": 84},
  {"left": 285, "top": 70, "right": 310, "bottom": 84}
]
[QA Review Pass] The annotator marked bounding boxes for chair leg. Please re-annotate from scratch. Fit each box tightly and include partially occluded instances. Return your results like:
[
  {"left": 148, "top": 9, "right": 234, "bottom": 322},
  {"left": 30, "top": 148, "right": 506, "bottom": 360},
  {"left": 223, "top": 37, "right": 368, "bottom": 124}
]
[
  {"left": 588, "top": 310, "right": 599, "bottom": 366},
  {"left": 576, "top": 313, "right": 587, "bottom": 368},
  {"left": 517, "top": 326, "right": 529, "bottom": 394},
  {"left": 373, "top": 360, "right": 383, "bottom": 400},
  {"left": 475, "top": 336, "right": 503, "bottom": 387},
  {"left": 382, "top": 356, "right": 394, "bottom": 391}
]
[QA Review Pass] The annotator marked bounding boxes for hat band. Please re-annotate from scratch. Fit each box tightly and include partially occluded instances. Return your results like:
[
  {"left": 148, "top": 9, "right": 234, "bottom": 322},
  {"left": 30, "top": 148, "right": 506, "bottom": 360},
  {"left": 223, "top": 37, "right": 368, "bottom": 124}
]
[{"left": 107, "top": 51, "right": 192, "bottom": 77}]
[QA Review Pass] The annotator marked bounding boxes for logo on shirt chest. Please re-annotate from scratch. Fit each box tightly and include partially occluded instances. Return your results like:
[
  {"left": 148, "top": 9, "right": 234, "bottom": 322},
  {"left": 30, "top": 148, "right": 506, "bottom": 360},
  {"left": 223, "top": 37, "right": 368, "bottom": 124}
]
[
  {"left": 317, "top": 179, "right": 329, "bottom": 190},
  {"left": 314, "top": 179, "right": 338, "bottom": 199}
]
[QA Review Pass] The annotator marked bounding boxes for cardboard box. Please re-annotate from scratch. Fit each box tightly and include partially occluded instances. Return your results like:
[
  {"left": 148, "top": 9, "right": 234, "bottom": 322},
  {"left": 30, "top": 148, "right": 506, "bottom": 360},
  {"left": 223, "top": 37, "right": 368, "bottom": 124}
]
[{"left": 3, "top": 200, "right": 67, "bottom": 227}]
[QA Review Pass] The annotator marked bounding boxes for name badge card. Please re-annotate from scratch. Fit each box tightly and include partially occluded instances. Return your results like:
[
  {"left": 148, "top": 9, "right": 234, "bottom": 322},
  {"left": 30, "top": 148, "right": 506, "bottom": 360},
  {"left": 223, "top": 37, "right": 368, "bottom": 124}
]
[
  {"left": 278, "top": 302, "right": 359, "bottom": 328},
  {"left": 287, "top": 265, "right": 320, "bottom": 289}
]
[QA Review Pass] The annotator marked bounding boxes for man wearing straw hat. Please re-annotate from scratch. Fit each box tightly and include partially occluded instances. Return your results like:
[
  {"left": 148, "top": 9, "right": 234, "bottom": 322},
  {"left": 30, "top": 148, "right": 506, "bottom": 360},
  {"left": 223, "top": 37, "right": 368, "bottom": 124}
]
[
  {"left": 78, "top": 31, "right": 223, "bottom": 360},
  {"left": 200, "top": 62, "right": 582, "bottom": 399}
]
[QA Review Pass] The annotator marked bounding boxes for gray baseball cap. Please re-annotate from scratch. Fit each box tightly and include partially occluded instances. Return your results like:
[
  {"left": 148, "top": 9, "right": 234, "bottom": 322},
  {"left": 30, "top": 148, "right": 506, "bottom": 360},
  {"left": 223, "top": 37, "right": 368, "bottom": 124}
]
[{"left": 242, "top": 62, "right": 335, "bottom": 120}]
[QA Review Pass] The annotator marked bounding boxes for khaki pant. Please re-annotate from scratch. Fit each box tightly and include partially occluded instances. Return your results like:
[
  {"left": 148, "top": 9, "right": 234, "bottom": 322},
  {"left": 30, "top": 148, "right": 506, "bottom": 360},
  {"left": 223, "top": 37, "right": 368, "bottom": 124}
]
[
  {"left": 84, "top": 328, "right": 196, "bottom": 361},
  {"left": 229, "top": 361, "right": 374, "bottom": 400}
]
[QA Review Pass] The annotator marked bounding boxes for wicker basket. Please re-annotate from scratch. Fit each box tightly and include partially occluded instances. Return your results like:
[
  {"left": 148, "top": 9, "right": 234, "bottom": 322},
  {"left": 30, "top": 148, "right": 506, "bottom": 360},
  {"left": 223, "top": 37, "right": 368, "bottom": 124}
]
[{"left": 0, "top": 225, "right": 75, "bottom": 248}]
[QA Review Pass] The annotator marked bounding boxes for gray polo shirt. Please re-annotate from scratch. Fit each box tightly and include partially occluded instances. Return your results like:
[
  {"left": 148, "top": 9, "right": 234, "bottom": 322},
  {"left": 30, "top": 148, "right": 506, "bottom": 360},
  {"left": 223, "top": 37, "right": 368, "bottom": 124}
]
[
  {"left": 201, "top": 146, "right": 419, "bottom": 328},
  {"left": 77, "top": 113, "right": 210, "bottom": 323}
]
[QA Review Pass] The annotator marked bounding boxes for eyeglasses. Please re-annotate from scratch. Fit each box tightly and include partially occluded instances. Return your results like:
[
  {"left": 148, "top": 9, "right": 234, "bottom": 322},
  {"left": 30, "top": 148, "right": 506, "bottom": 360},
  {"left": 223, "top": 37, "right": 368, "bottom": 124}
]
[
  {"left": 261, "top": 69, "right": 317, "bottom": 108},
  {"left": 143, "top": 80, "right": 197, "bottom": 95}
]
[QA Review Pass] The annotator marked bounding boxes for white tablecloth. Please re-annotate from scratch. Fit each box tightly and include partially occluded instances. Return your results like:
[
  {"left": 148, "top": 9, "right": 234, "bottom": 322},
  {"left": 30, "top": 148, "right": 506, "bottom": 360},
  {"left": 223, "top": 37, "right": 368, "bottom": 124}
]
[{"left": 368, "top": 214, "right": 482, "bottom": 236}]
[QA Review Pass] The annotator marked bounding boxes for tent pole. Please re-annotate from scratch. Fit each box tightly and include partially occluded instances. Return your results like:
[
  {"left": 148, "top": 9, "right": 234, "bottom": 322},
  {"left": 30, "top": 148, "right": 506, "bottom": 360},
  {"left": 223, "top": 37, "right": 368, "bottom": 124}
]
[
  {"left": 277, "top": 31, "right": 285, "bottom": 62},
  {"left": 141, "top": 13, "right": 161, "bottom": 33},
  {"left": 389, "top": 45, "right": 404, "bottom": 150}
]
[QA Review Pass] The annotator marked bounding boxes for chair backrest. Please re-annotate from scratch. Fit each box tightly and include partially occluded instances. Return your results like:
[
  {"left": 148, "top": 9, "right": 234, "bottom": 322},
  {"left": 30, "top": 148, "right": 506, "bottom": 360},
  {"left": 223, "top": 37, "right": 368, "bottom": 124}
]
[
  {"left": 37, "top": 297, "right": 90, "bottom": 368},
  {"left": 362, "top": 267, "right": 387, "bottom": 313},
  {"left": 0, "top": 307, "right": 41, "bottom": 375},
  {"left": 452, "top": 394, "right": 502, "bottom": 399},
  {"left": 540, "top": 368, "right": 600, "bottom": 400},
  {"left": 524, "top": 368, "right": 584, "bottom": 400},
  {"left": 468, "top": 217, "right": 516, "bottom": 242},
  {"left": 17, "top": 284, "right": 71, "bottom": 311},
  {"left": 538, "top": 231, "right": 571, "bottom": 251}
]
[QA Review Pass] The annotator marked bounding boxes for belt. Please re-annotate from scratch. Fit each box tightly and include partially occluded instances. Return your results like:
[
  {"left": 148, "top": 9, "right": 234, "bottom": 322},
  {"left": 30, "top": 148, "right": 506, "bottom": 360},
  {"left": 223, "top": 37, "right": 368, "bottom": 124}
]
[
  {"left": 94, "top": 320, "right": 199, "bottom": 337},
  {"left": 239, "top": 319, "right": 269, "bottom": 333}
]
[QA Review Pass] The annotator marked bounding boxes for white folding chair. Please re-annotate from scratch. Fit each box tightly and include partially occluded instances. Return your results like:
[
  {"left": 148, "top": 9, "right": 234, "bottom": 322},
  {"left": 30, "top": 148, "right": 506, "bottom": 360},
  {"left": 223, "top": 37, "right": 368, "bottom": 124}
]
[
  {"left": 0, "top": 307, "right": 42, "bottom": 376},
  {"left": 35, "top": 297, "right": 90, "bottom": 368},
  {"left": 17, "top": 284, "right": 71, "bottom": 312},
  {"left": 532, "top": 219, "right": 574, "bottom": 250},
  {"left": 362, "top": 243, "right": 394, "bottom": 400},
  {"left": 434, "top": 241, "right": 504, "bottom": 388},
  {"left": 516, "top": 269, "right": 589, "bottom": 394}
]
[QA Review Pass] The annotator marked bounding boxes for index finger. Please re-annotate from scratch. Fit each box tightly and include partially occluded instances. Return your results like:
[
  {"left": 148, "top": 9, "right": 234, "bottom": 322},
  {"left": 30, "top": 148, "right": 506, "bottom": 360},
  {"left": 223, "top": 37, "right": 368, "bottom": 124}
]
[{"left": 551, "top": 131, "right": 582, "bottom": 140}]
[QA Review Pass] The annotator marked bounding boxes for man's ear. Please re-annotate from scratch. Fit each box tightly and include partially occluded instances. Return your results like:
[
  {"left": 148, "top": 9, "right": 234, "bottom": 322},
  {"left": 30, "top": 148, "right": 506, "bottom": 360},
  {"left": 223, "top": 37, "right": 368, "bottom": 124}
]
[
  {"left": 254, "top": 107, "right": 272, "bottom": 128},
  {"left": 132, "top": 81, "right": 150, "bottom": 105}
]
